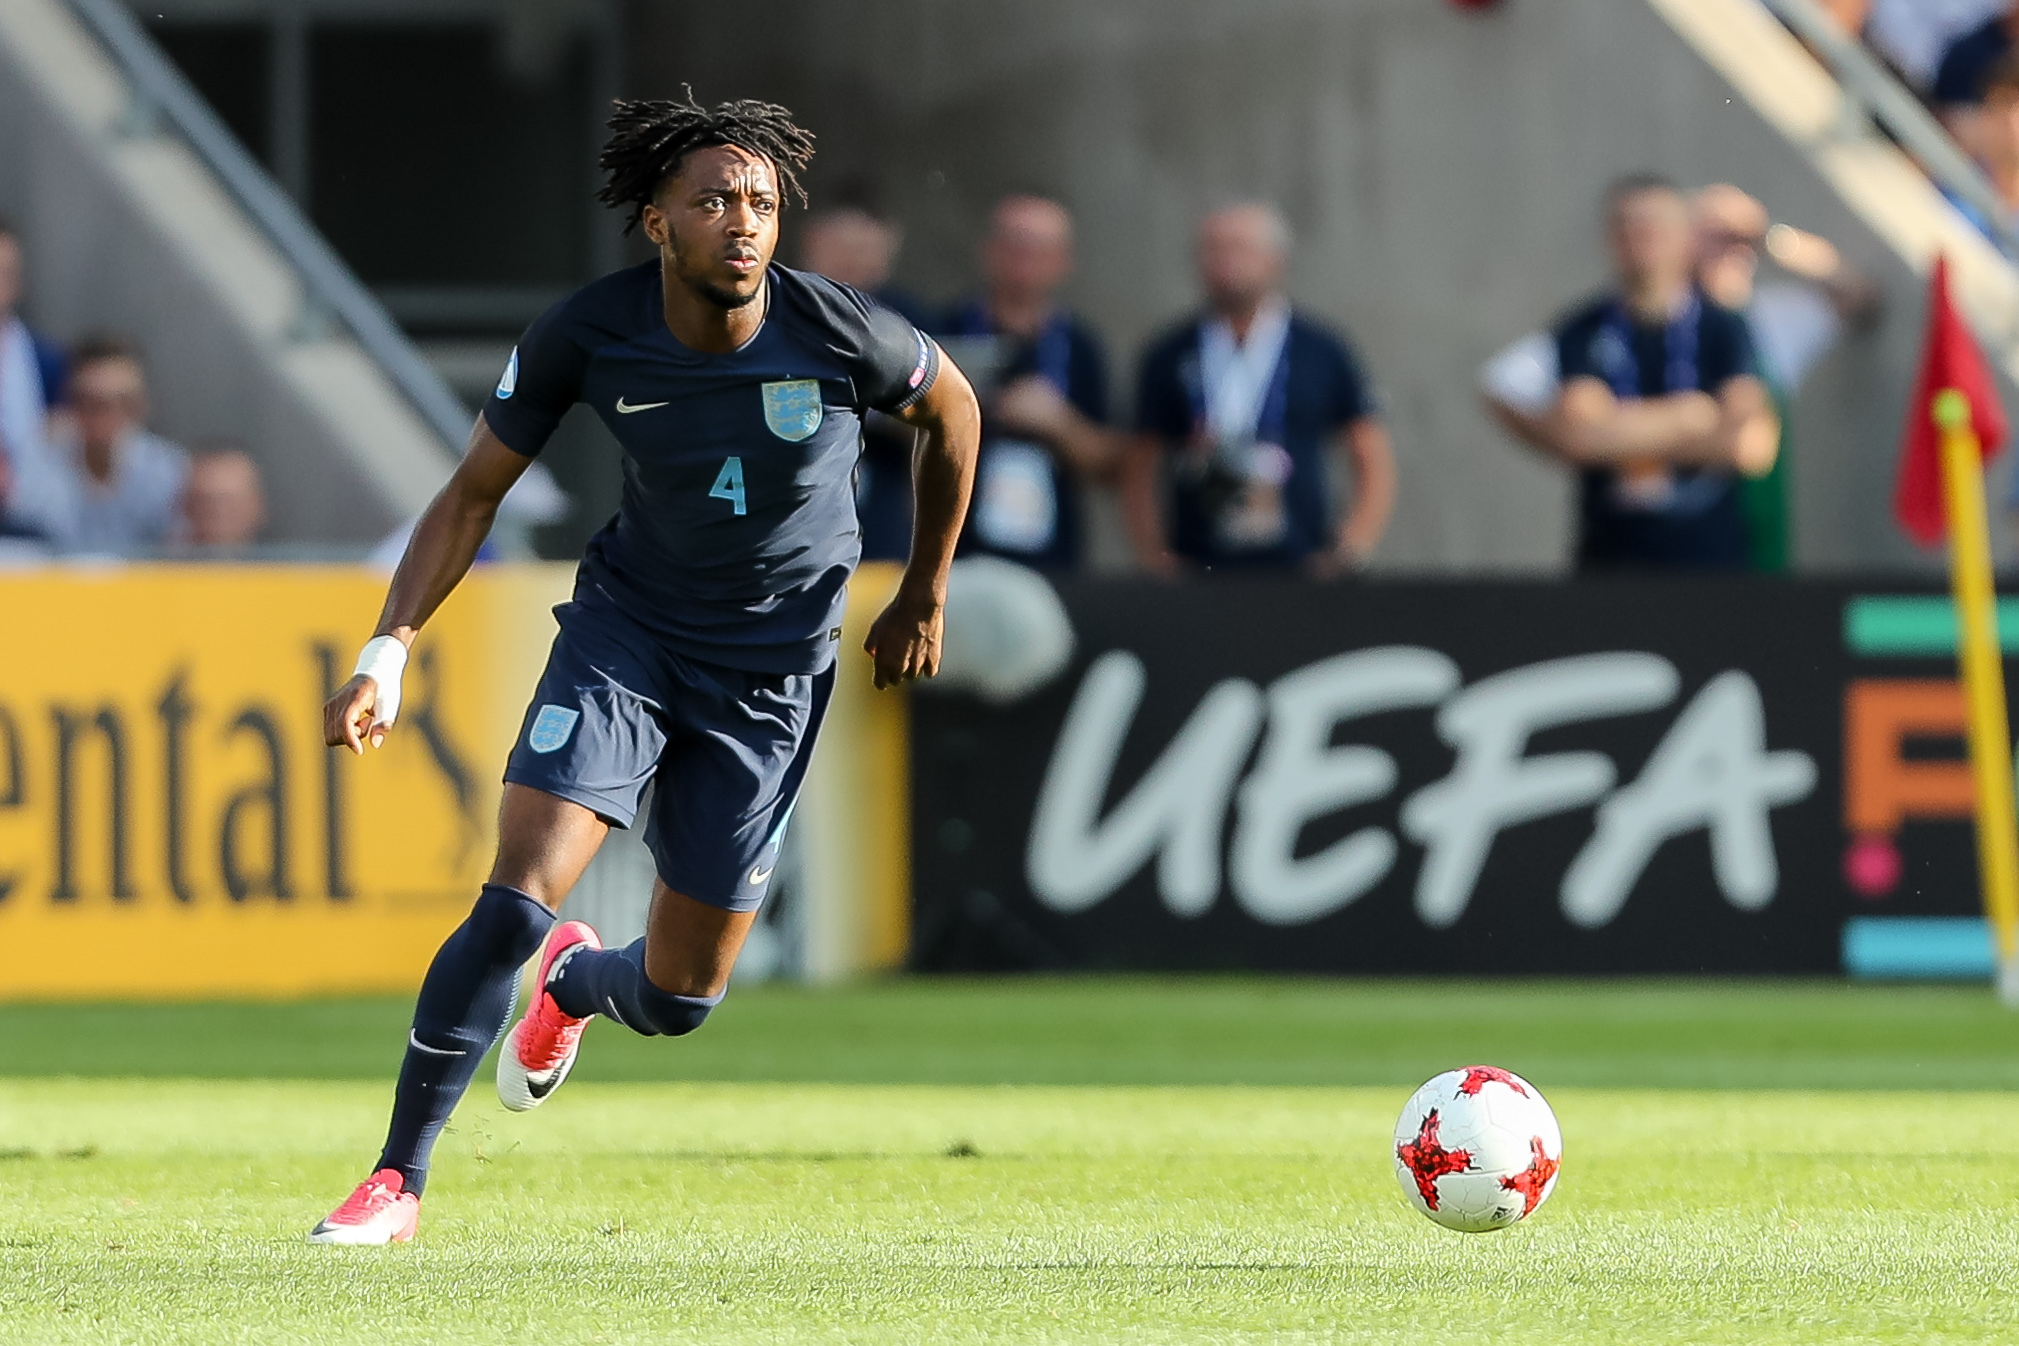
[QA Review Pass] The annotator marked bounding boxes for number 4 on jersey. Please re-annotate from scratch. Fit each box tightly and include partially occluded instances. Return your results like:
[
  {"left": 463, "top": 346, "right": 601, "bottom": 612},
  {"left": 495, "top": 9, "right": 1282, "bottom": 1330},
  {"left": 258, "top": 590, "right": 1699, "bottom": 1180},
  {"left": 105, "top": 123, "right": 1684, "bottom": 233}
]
[{"left": 709, "top": 456, "right": 747, "bottom": 516}]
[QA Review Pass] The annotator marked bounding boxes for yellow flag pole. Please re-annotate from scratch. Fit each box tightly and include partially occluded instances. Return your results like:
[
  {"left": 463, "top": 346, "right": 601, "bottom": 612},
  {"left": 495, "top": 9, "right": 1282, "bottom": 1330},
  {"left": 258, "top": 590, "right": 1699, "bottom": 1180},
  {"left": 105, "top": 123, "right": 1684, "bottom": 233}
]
[{"left": 1933, "top": 388, "right": 2019, "bottom": 1004}]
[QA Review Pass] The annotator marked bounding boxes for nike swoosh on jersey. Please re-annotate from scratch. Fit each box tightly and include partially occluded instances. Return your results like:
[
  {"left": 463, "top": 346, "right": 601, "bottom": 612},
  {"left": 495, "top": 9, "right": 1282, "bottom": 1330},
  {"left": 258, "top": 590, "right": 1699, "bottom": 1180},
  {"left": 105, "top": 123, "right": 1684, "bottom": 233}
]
[{"left": 615, "top": 397, "right": 670, "bottom": 414}]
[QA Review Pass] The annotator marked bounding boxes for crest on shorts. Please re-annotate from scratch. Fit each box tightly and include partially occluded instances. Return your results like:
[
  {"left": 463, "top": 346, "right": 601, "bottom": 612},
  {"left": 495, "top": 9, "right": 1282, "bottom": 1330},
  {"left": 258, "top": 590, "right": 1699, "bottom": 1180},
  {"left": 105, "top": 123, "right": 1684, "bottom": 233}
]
[
  {"left": 526, "top": 705, "right": 579, "bottom": 754},
  {"left": 760, "top": 379, "right": 822, "bottom": 442}
]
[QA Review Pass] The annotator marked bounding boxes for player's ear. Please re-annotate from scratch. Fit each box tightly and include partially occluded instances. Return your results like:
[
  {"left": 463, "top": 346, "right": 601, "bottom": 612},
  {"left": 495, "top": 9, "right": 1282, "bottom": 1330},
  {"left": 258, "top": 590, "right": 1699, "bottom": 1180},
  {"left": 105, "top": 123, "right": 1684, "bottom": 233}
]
[{"left": 640, "top": 202, "right": 668, "bottom": 248}]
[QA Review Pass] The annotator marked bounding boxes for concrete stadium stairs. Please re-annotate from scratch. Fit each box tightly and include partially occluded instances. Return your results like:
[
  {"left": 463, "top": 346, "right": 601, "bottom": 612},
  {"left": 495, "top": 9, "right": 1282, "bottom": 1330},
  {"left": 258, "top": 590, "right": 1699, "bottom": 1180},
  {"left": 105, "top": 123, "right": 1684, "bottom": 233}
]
[{"left": 0, "top": 0, "right": 457, "bottom": 545}]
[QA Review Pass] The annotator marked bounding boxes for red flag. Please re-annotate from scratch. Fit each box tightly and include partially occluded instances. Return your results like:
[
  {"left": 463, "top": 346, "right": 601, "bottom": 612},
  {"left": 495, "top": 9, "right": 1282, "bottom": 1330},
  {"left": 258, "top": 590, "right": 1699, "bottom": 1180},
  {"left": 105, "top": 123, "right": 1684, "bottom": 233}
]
[{"left": 1895, "top": 255, "right": 2009, "bottom": 545}]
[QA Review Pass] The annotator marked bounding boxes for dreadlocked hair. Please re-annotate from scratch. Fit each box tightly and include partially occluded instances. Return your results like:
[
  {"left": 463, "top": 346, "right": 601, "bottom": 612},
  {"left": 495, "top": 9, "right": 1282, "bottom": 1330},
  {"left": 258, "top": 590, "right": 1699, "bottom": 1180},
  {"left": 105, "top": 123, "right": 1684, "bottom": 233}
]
[{"left": 597, "top": 91, "right": 816, "bottom": 234}]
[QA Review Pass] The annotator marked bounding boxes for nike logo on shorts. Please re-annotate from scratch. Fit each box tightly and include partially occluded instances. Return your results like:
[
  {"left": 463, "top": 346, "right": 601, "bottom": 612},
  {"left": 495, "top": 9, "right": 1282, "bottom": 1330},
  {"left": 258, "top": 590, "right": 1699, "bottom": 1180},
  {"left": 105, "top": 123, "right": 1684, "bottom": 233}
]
[
  {"left": 748, "top": 863, "right": 775, "bottom": 886},
  {"left": 615, "top": 397, "right": 669, "bottom": 414}
]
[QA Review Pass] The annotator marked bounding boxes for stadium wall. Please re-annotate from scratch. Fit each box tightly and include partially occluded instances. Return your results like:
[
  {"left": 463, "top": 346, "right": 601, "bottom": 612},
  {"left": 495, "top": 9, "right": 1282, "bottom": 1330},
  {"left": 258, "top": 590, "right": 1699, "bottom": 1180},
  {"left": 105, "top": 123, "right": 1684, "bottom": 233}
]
[{"left": 631, "top": 0, "right": 1999, "bottom": 574}]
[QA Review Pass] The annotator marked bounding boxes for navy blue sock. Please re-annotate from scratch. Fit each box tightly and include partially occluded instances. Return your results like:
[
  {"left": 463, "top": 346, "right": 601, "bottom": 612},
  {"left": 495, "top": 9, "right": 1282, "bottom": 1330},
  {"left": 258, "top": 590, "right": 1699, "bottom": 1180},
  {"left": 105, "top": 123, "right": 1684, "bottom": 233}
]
[
  {"left": 547, "top": 937, "right": 722, "bottom": 1037},
  {"left": 376, "top": 883, "right": 553, "bottom": 1195}
]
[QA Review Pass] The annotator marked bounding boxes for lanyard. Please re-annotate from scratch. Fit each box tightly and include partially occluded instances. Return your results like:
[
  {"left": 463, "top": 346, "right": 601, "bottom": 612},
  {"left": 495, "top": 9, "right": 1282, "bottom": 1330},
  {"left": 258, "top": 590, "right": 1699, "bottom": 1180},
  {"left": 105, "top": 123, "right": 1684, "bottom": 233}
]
[
  {"left": 1599, "top": 290, "right": 1701, "bottom": 399},
  {"left": 1187, "top": 316, "right": 1292, "bottom": 446}
]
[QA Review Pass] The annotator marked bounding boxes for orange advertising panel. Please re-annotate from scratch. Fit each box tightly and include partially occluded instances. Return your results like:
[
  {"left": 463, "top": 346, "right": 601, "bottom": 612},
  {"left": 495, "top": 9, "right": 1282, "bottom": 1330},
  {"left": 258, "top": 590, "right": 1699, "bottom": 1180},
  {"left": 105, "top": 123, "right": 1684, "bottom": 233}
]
[{"left": 0, "top": 564, "right": 573, "bottom": 999}]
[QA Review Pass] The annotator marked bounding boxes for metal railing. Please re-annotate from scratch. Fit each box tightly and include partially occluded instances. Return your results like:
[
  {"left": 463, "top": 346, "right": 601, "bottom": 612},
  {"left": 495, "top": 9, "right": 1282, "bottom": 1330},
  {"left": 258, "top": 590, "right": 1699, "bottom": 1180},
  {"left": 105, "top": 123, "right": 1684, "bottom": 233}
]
[
  {"left": 61, "top": 0, "right": 473, "bottom": 454},
  {"left": 1759, "top": 0, "right": 2019, "bottom": 259}
]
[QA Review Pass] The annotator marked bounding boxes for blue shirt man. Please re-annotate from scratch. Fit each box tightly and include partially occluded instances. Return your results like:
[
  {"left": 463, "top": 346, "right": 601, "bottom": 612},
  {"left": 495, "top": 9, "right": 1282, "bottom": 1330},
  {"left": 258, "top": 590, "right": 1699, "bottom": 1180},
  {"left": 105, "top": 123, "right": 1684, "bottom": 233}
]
[
  {"left": 1127, "top": 204, "right": 1395, "bottom": 574},
  {"left": 1545, "top": 175, "right": 1777, "bottom": 572},
  {"left": 940, "top": 195, "right": 1116, "bottom": 571},
  {"left": 1554, "top": 290, "right": 1761, "bottom": 568}
]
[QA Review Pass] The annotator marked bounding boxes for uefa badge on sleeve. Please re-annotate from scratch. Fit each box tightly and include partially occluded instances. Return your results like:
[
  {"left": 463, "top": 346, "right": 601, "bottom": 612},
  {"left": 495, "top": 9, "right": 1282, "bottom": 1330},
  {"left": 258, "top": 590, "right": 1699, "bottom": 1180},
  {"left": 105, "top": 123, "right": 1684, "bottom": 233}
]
[
  {"left": 527, "top": 705, "right": 579, "bottom": 754},
  {"left": 761, "top": 379, "right": 823, "bottom": 442}
]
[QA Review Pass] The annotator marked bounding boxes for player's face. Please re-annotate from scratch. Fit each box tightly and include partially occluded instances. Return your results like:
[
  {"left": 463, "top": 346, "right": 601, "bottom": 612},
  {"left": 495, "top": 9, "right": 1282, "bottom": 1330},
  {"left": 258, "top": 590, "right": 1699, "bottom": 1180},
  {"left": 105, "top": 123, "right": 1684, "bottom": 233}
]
[{"left": 644, "top": 145, "right": 781, "bottom": 310}]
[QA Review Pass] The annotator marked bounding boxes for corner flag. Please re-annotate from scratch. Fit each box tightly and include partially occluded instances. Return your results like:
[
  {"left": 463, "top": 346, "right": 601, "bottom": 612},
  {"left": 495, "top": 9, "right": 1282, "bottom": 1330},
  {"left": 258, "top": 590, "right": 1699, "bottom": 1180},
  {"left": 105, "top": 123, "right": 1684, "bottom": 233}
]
[
  {"left": 1894, "top": 255, "right": 2007, "bottom": 545},
  {"left": 1896, "top": 255, "right": 2019, "bottom": 1003}
]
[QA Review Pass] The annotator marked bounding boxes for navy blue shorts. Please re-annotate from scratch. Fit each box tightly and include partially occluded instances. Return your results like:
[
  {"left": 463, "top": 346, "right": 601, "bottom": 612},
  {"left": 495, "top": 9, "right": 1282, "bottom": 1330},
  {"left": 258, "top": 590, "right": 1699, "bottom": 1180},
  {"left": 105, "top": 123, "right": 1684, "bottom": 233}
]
[{"left": 502, "top": 597, "right": 834, "bottom": 912}]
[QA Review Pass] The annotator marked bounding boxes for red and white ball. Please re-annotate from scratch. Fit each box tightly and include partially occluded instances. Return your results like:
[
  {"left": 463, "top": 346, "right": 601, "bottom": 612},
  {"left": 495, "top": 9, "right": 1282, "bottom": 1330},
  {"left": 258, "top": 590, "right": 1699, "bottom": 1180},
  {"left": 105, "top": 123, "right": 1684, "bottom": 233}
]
[{"left": 1393, "top": 1066, "right": 1562, "bottom": 1232}]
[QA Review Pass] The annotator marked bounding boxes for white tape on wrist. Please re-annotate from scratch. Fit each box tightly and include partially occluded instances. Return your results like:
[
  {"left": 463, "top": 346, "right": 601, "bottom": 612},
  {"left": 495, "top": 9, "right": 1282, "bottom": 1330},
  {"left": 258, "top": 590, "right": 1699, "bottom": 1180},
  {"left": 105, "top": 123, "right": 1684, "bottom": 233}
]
[{"left": 352, "top": 635, "right": 409, "bottom": 729}]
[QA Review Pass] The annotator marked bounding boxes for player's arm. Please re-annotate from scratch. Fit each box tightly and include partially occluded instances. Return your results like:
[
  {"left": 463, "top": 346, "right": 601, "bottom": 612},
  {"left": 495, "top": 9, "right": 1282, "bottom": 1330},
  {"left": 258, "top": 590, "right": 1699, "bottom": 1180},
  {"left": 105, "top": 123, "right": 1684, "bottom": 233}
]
[
  {"left": 863, "top": 349, "right": 981, "bottom": 690},
  {"left": 323, "top": 414, "right": 532, "bottom": 753}
]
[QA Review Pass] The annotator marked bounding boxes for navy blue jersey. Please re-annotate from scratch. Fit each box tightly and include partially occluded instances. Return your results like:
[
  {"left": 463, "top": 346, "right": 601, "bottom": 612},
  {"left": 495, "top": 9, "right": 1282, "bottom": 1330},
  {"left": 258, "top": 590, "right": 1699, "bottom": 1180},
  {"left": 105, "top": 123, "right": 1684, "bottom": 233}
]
[
  {"left": 484, "top": 261, "right": 938, "bottom": 673},
  {"left": 1135, "top": 312, "right": 1377, "bottom": 568},
  {"left": 1555, "top": 291, "right": 1757, "bottom": 571}
]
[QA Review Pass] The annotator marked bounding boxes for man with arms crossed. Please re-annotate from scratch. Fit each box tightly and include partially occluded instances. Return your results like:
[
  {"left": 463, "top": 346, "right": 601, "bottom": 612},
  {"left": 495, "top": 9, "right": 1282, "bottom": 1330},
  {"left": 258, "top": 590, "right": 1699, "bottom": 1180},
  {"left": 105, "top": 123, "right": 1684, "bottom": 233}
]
[{"left": 308, "top": 95, "right": 979, "bottom": 1245}]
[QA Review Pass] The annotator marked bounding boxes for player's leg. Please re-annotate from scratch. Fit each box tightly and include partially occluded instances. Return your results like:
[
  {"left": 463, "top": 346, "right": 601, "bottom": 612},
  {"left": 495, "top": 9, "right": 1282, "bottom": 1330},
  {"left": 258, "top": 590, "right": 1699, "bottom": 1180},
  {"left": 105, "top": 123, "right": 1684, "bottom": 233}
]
[
  {"left": 545, "top": 878, "right": 755, "bottom": 1033},
  {"left": 371, "top": 786, "right": 607, "bottom": 1174},
  {"left": 307, "top": 786, "right": 606, "bottom": 1245},
  {"left": 545, "top": 659, "right": 835, "bottom": 1039},
  {"left": 312, "top": 605, "right": 667, "bottom": 1243}
]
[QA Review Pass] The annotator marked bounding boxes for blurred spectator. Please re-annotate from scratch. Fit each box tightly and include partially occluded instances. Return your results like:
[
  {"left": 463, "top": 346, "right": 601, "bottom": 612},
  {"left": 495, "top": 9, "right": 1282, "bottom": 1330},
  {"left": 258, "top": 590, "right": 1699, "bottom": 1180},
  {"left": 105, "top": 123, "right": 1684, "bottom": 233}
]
[
  {"left": 1865, "top": 0, "right": 2005, "bottom": 91},
  {"left": 939, "top": 194, "right": 1115, "bottom": 571},
  {"left": 1542, "top": 175, "right": 1777, "bottom": 572},
  {"left": 1125, "top": 202, "right": 1395, "bottom": 576},
  {"left": 797, "top": 197, "right": 924, "bottom": 562},
  {"left": 1945, "top": 52, "right": 2019, "bottom": 248},
  {"left": 796, "top": 199, "right": 926, "bottom": 321},
  {"left": 49, "top": 334, "right": 189, "bottom": 552},
  {"left": 1693, "top": 184, "right": 1877, "bottom": 570},
  {"left": 1933, "top": 1, "right": 2019, "bottom": 155},
  {"left": 178, "top": 439, "right": 266, "bottom": 552},
  {"left": 0, "top": 218, "right": 68, "bottom": 541}
]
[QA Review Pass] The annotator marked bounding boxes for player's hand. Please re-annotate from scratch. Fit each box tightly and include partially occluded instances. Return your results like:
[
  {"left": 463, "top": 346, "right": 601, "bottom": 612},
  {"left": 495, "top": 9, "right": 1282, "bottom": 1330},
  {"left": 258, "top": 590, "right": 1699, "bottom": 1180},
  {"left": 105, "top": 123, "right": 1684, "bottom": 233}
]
[
  {"left": 863, "top": 588, "right": 945, "bottom": 690},
  {"left": 324, "top": 675, "right": 390, "bottom": 754}
]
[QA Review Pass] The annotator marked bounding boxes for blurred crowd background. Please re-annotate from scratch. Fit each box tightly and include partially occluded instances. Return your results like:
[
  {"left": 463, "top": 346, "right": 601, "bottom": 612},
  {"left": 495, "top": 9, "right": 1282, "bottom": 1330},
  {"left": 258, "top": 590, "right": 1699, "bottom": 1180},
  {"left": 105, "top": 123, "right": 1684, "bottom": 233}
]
[{"left": 3, "top": 0, "right": 2019, "bottom": 576}]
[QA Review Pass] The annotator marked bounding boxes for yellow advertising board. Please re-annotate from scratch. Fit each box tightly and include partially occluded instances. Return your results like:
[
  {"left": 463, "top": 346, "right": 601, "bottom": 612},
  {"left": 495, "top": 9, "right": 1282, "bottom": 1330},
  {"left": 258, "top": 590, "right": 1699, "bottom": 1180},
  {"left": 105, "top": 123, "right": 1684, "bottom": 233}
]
[{"left": 0, "top": 564, "right": 573, "bottom": 999}]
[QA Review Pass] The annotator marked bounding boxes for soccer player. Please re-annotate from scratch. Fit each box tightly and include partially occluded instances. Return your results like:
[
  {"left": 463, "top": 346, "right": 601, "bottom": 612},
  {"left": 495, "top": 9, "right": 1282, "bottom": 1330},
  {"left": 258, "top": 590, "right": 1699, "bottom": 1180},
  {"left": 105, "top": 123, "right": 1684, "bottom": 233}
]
[{"left": 306, "top": 96, "right": 979, "bottom": 1245}]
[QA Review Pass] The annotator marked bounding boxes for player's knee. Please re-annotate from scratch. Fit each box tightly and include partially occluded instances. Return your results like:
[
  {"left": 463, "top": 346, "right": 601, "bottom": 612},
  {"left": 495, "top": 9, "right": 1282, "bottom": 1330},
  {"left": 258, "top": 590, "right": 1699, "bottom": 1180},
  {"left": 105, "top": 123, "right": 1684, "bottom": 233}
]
[
  {"left": 634, "top": 984, "right": 722, "bottom": 1037},
  {"left": 467, "top": 883, "right": 553, "bottom": 965}
]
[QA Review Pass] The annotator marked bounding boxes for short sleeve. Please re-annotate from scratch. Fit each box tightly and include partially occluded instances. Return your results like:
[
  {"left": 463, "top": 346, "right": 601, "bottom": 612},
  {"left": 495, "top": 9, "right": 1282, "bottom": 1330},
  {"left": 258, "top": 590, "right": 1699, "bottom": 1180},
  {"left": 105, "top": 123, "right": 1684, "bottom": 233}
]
[
  {"left": 1555, "top": 310, "right": 1603, "bottom": 384},
  {"left": 1067, "top": 325, "right": 1109, "bottom": 425},
  {"left": 1748, "top": 282, "right": 1842, "bottom": 390},
  {"left": 483, "top": 300, "right": 590, "bottom": 457},
  {"left": 1697, "top": 303, "right": 1760, "bottom": 392},
  {"left": 1479, "top": 331, "right": 1561, "bottom": 415},
  {"left": 1326, "top": 331, "right": 1379, "bottom": 425},
  {"left": 1134, "top": 334, "right": 1193, "bottom": 440},
  {"left": 799, "top": 275, "right": 939, "bottom": 414}
]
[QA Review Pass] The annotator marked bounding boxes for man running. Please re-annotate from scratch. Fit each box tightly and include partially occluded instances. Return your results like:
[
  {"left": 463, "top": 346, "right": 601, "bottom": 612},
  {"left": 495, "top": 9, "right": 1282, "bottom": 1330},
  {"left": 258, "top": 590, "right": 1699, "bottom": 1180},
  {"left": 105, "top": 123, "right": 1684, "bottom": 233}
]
[{"left": 307, "top": 95, "right": 979, "bottom": 1245}]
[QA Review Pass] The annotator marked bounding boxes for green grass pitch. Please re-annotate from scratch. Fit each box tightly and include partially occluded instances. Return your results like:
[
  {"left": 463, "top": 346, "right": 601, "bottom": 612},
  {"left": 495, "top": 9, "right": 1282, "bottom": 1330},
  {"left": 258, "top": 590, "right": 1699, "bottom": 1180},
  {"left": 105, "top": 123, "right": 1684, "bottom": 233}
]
[{"left": 6, "top": 978, "right": 2019, "bottom": 1343}]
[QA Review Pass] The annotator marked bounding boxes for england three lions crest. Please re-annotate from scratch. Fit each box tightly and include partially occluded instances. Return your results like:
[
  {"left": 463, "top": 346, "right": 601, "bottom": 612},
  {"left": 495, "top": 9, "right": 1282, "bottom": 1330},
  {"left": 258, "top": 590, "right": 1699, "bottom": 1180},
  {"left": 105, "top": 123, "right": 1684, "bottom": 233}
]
[{"left": 761, "top": 379, "right": 823, "bottom": 442}]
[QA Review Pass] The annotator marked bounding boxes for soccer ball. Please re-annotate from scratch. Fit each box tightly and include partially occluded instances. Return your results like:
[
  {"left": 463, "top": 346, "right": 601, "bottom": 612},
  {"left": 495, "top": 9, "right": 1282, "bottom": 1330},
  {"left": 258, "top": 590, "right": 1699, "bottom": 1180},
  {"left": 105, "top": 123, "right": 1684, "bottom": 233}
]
[{"left": 1393, "top": 1066, "right": 1562, "bottom": 1232}]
